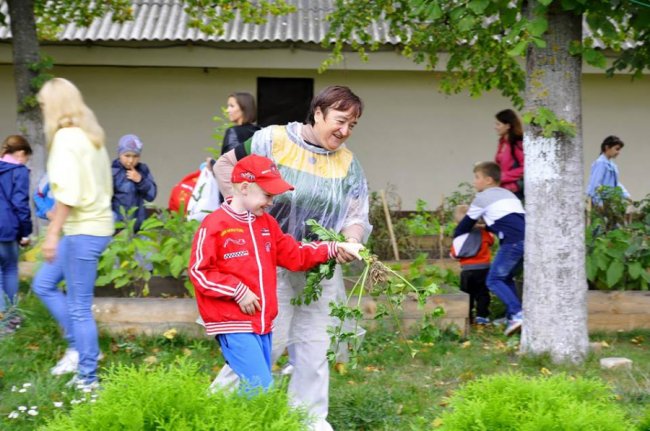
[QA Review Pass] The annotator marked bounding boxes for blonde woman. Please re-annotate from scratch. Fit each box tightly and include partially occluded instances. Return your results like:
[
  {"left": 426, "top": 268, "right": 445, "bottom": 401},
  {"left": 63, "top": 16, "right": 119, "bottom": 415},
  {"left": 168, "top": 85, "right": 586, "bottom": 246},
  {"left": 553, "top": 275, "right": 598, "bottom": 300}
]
[{"left": 32, "top": 78, "right": 114, "bottom": 390}]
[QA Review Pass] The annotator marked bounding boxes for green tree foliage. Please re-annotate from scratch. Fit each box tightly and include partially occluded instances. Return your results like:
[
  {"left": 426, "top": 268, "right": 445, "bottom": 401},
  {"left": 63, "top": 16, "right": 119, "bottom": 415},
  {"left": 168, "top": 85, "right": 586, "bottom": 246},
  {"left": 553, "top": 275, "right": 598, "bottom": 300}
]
[{"left": 323, "top": 0, "right": 650, "bottom": 109}]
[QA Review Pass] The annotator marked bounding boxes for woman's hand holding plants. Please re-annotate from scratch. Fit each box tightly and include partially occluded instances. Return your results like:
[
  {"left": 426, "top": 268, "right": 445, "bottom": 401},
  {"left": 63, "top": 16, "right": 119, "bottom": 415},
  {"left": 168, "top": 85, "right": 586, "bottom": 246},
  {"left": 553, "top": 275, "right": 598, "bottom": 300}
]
[{"left": 336, "top": 242, "right": 365, "bottom": 262}]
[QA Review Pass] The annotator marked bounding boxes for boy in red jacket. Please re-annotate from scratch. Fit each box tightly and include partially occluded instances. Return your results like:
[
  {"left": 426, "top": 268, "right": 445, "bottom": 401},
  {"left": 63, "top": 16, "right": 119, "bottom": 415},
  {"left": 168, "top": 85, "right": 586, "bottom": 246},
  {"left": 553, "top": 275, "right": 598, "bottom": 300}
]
[{"left": 189, "top": 154, "right": 362, "bottom": 392}]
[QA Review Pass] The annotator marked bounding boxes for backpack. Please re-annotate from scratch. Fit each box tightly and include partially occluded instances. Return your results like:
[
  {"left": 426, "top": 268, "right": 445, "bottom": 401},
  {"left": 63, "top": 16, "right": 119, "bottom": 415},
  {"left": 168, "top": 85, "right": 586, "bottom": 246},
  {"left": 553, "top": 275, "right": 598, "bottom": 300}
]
[{"left": 168, "top": 170, "right": 201, "bottom": 214}]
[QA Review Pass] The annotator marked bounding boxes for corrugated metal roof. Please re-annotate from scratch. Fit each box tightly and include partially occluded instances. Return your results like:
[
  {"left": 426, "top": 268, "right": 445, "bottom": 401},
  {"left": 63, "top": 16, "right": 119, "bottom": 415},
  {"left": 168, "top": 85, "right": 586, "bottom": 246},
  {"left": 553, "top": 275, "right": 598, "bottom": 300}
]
[
  {"left": 0, "top": 1, "right": 632, "bottom": 49},
  {"left": 0, "top": 0, "right": 399, "bottom": 45}
]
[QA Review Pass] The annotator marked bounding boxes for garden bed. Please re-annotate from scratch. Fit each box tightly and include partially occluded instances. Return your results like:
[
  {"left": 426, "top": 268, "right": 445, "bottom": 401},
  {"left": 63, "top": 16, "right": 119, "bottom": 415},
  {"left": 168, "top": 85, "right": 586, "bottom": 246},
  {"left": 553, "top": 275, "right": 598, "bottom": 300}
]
[{"left": 20, "top": 262, "right": 650, "bottom": 336}]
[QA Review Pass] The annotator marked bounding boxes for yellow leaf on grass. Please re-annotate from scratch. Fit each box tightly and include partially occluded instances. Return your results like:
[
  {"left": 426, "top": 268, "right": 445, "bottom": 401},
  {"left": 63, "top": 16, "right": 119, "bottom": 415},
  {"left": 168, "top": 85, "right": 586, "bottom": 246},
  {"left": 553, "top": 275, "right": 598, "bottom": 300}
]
[
  {"left": 163, "top": 328, "right": 178, "bottom": 340},
  {"left": 334, "top": 363, "right": 347, "bottom": 375},
  {"left": 144, "top": 356, "right": 158, "bottom": 365},
  {"left": 432, "top": 417, "right": 444, "bottom": 427},
  {"left": 540, "top": 367, "right": 552, "bottom": 376}
]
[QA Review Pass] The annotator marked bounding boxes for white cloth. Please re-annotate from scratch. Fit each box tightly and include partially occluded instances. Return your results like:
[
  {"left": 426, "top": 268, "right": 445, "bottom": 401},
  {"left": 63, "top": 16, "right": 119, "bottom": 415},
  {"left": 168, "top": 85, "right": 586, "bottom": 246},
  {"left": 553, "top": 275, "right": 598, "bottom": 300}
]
[
  {"left": 211, "top": 266, "right": 345, "bottom": 430},
  {"left": 187, "top": 166, "right": 220, "bottom": 222}
]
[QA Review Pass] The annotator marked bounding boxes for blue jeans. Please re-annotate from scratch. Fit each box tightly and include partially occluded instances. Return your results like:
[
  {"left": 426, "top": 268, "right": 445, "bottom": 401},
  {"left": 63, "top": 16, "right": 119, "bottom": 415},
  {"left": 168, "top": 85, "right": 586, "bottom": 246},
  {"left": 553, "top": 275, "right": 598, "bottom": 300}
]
[
  {"left": 32, "top": 235, "right": 111, "bottom": 383},
  {"left": 486, "top": 240, "right": 524, "bottom": 318},
  {"left": 217, "top": 332, "right": 273, "bottom": 392},
  {"left": 0, "top": 241, "right": 19, "bottom": 312}
]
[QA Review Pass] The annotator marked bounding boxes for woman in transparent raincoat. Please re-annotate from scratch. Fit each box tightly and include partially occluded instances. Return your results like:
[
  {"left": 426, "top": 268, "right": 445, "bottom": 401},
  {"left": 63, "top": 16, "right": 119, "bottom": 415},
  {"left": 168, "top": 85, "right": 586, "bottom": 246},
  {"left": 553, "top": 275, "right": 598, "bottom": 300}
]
[{"left": 213, "top": 86, "right": 370, "bottom": 431}]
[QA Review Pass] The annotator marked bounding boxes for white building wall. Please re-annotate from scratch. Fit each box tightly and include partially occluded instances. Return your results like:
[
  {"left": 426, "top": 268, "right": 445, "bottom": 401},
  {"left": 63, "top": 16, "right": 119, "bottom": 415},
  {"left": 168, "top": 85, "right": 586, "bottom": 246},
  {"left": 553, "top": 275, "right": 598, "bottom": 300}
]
[{"left": 1, "top": 52, "right": 648, "bottom": 210}]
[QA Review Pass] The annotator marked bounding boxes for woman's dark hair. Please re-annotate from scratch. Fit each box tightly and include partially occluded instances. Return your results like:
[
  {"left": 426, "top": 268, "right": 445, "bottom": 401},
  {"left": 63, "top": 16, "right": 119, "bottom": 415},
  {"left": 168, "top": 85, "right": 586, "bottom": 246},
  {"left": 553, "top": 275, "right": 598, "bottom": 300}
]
[
  {"left": 229, "top": 92, "right": 257, "bottom": 124},
  {"left": 306, "top": 86, "right": 363, "bottom": 126},
  {"left": 1, "top": 135, "right": 32, "bottom": 157},
  {"left": 496, "top": 109, "right": 523, "bottom": 146},
  {"left": 600, "top": 135, "right": 624, "bottom": 154}
]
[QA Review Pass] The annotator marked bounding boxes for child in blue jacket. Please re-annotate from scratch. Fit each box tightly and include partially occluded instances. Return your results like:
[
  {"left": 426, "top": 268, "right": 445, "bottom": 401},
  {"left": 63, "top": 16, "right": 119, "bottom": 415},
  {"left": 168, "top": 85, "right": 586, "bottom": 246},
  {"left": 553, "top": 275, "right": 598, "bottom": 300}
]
[
  {"left": 111, "top": 134, "right": 157, "bottom": 232},
  {"left": 0, "top": 135, "right": 32, "bottom": 324}
]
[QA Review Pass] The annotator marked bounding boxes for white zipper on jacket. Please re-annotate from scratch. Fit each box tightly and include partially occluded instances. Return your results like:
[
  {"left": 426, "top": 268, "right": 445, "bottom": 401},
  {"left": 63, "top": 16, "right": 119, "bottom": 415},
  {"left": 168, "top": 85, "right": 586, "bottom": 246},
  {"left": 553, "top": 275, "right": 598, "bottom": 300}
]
[{"left": 247, "top": 211, "right": 266, "bottom": 333}]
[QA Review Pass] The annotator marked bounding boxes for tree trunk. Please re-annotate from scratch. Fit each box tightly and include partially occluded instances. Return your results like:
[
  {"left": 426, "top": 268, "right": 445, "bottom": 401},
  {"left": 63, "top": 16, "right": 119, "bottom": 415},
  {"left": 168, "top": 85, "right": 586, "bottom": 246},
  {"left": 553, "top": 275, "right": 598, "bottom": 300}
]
[
  {"left": 7, "top": 0, "right": 46, "bottom": 233},
  {"left": 520, "top": 3, "right": 589, "bottom": 363}
]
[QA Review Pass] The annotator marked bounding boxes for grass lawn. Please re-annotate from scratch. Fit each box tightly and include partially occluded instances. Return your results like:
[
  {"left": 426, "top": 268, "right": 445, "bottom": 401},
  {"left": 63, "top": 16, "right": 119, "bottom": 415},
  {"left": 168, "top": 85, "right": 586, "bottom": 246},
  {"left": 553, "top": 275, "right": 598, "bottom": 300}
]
[{"left": 1, "top": 288, "right": 649, "bottom": 430}]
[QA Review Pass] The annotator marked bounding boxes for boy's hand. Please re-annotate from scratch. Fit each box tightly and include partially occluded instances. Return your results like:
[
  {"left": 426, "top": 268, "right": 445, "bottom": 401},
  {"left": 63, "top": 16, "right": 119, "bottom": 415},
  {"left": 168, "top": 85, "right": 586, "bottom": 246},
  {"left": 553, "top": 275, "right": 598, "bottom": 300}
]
[
  {"left": 237, "top": 290, "right": 261, "bottom": 315},
  {"left": 336, "top": 242, "right": 365, "bottom": 262},
  {"left": 126, "top": 169, "right": 142, "bottom": 183}
]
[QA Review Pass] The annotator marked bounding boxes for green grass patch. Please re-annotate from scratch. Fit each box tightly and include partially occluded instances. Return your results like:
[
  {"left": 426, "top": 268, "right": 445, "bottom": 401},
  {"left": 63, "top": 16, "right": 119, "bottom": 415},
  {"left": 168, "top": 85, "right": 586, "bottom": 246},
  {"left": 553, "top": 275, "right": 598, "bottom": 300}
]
[{"left": 1, "top": 289, "right": 650, "bottom": 430}]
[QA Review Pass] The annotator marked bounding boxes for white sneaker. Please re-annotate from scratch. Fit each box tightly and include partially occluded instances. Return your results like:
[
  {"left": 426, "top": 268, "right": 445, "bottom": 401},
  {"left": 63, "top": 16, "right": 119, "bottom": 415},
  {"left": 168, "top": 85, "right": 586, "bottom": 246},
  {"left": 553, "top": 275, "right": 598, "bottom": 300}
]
[
  {"left": 280, "top": 364, "right": 294, "bottom": 376},
  {"left": 51, "top": 349, "right": 79, "bottom": 376},
  {"left": 66, "top": 376, "right": 101, "bottom": 392}
]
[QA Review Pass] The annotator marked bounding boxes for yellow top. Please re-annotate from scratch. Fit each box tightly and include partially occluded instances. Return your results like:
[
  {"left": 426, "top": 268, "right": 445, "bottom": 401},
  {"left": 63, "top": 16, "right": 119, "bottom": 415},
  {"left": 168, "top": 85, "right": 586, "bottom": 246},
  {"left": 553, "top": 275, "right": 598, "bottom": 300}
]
[
  {"left": 47, "top": 127, "right": 114, "bottom": 236},
  {"left": 270, "top": 126, "right": 353, "bottom": 179}
]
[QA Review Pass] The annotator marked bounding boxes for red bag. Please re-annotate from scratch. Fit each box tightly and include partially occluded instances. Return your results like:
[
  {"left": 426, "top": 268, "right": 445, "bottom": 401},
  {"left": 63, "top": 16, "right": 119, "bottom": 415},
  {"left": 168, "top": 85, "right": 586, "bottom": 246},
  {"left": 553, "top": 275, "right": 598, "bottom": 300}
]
[{"left": 168, "top": 170, "right": 201, "bottom": 214}]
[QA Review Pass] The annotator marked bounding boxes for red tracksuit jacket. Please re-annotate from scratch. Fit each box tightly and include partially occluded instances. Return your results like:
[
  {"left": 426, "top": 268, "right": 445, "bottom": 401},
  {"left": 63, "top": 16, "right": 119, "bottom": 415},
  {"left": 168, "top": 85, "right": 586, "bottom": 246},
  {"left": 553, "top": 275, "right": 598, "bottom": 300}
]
[{"left": 189, "top": 203, "right": 336, "bottom": 336}]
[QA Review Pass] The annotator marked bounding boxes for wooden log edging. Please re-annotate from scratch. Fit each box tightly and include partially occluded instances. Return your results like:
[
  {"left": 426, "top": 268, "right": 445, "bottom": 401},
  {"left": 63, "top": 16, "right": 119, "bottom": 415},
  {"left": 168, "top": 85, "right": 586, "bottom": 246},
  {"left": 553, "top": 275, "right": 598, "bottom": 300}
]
[
  {"left": 587, "top": 291, "right": 650, "bottom": 331},
  {"left": 92, "top": 293, "right": 471, "bottom": 337},
  {"left": 93, "top": 297, "right": 204, "bottom": 337},
  {"left": 92, "top": 291, "right": 650, "bottom": 337}
]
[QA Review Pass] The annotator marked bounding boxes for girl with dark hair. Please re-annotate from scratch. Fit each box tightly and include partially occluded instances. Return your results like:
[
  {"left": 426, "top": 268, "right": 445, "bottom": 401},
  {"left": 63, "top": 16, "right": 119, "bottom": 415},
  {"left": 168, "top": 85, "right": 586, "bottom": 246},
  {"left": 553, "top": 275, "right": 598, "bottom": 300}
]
[
  {"left": 494, "top": 109, "right": 524, "bottom": 200},
  {"left": 586, "top": 135, "right": 630, "bottom": 205},
  {"left": 221, "top": 92, "right": 261, "bottom": 156},
  {"left": 0, "top": 135, "right": 32, "bottom": 330}
]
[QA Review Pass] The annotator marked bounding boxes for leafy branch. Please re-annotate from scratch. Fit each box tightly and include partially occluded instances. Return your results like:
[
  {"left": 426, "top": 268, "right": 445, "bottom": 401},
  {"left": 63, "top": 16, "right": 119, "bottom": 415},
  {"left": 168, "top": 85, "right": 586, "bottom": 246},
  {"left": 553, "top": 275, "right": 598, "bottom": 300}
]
[
  {"left": 522, "top": 107, "right": 577, "bottom": 138},
  {"left": 294, "top": 220, "right": 442, "bottom": 367}
]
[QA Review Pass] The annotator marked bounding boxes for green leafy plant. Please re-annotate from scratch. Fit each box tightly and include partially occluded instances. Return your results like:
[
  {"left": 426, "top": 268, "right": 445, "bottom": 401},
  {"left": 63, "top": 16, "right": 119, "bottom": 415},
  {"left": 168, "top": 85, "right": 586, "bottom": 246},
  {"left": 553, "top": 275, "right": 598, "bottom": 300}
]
[
  {"left": 144, "top": 209, "right": 200, "bottom": 295},
  {"left": 438, "top": 373, "right": 633, "bottom": 430},
  {"left": 95, "top": 208, "right": 157, "bottom": 296},
  {"left": 391, "top": 253, "right": 460, "bottom": 291},
  {"left": 43, "top": 359, "right": 307, "bottom": 431},
  {"left": 290, "top": 219, "right": 345, "bottom": 306},
  {"left": 96, "top": 209, "right": 199, "bottom": 296},
  {"left": 405, "top": 199, "right": 440, "bottom": 236},
  {"left": 586, "top": 190, "right": 650, "bottom": 291},
  {"left": 296, "top": 220, "right": 444, "bottom": 367}
]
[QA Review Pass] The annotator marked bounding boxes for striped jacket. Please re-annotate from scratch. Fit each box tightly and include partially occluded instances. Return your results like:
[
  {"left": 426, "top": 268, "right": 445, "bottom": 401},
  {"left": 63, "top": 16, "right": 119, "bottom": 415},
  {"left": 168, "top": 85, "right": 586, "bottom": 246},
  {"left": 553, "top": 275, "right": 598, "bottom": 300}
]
[{"left": 189, "top": 202, "right": 336, "bottom": 335}]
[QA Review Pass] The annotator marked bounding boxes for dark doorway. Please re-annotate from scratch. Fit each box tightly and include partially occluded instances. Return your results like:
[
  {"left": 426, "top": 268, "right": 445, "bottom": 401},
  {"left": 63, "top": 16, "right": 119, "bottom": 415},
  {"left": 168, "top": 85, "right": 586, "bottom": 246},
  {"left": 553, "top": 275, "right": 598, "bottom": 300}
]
[{"left": 257, "top": 78, "right": 314, "bottom": 127}]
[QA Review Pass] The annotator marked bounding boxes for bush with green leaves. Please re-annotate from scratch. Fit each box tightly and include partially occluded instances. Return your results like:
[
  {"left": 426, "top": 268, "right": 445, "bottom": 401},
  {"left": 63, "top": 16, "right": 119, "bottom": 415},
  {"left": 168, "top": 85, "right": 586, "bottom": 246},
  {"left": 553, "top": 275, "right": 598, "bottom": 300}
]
[
  {"left": 42, "top": 359, "right": 307, "bottom": 431},
  {"left": 438, "top": 373, "right": 633, "bottom": 430},
  {"left": 586, "top": 189, "right": 650, "bottom": 291},
  {"left": 96, "top": 209, "right": 199, "bottom": 296}
]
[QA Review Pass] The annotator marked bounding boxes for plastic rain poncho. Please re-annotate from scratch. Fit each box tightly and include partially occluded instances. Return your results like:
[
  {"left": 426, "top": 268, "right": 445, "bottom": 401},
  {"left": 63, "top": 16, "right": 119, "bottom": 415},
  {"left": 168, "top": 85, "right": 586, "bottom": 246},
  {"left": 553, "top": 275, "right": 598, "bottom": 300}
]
[{"left": 250, "top": 122, "right": 371, "bottom": 241}]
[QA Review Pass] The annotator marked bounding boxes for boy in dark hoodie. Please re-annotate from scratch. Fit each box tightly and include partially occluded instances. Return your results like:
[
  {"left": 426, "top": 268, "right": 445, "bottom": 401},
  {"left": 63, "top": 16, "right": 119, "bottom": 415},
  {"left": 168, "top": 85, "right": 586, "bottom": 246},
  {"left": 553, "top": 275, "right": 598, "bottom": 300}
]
[
  {"left": 0, "top": 135, "right": 32, "bottom": 327},
  {"left": 111, "top": 134, "right": 157, "bottom": 232}
]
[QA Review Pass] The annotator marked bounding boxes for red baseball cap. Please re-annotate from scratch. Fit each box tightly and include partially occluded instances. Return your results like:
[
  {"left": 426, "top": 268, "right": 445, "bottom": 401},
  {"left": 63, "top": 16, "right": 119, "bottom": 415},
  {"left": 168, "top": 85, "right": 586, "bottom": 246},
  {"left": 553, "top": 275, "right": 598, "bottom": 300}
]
[{"left": 231, "top": 154, "right": 294, "bottom": 195}]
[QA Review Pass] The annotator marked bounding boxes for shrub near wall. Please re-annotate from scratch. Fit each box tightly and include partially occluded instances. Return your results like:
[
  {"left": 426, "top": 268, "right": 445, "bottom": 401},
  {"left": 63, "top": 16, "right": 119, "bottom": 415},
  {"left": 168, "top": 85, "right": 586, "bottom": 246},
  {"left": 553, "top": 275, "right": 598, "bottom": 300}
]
[
  {"left": 438, "top": 373, "right": 633, "bottom": 430},
  {"left": 586, "top": 190, "right": 650, "bottom": 291}
]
